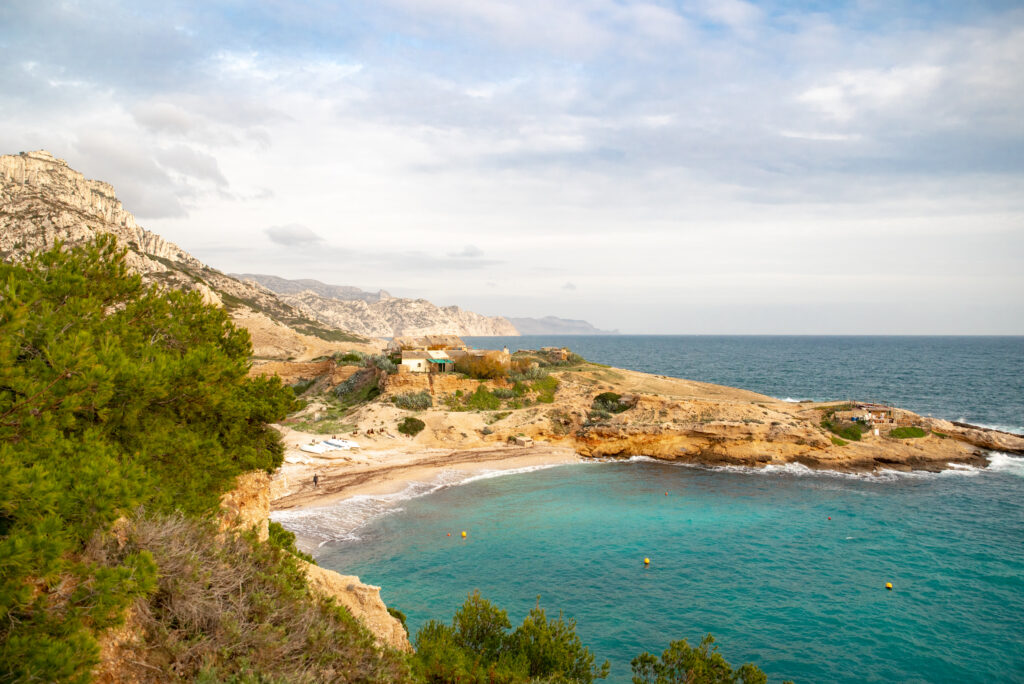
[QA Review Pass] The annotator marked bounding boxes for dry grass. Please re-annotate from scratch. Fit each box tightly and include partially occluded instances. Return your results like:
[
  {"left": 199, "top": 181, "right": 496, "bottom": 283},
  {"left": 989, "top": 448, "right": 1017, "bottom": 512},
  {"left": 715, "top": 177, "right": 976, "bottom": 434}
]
[{"left": 86, "top": 512, "right": 412, "bottom": 682}]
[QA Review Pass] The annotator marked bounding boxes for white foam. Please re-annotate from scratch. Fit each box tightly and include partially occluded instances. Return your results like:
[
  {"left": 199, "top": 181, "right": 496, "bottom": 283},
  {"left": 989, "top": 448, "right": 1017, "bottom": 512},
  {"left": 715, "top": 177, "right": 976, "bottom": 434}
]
[
  {"left": 271, "top": 463, "right": 569, "bottom": 546},
  {"left": 987, "top": 452, "right": 1024, "bottom": 477},
  {"left": 624, "top": 455, "right": 995, "bottom": 481},
  {"left": 954, "top": 419, "right": 1024, "bottom": 435},
  {"left": 778, "top": 397, "right": 813, "bottom": 403}
]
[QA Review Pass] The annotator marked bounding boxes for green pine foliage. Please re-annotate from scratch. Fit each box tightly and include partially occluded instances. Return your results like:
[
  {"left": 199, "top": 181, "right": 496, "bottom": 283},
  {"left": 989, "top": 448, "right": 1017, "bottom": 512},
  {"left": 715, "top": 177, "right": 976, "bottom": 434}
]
[
  {"left": 631, "top": 634, "right": 772, "bottom": 684},
  {"left": 413, "top": 592, "right": 609, "bottom": 683},
  {"left": 0, "top": 237, "right": 296, "bottom": 682}
]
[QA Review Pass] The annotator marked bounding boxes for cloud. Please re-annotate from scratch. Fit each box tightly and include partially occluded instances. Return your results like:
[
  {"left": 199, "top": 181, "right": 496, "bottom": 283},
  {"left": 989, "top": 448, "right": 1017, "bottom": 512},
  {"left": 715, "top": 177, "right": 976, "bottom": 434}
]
[
  {"left": 447, "top": 244, "right": 485, "bottom": 258},
  {"left": 265, "top": 224, "right": 323, "bottom": 246}
]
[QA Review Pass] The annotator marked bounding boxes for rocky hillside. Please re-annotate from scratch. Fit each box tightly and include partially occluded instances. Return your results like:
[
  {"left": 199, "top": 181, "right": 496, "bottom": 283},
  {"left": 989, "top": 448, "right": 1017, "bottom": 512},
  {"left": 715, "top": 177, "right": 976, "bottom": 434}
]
[
  {"left": 234, "top": 273, "right": 390, "bottom": 303},
  {"left": 0, "top": 151, "right": 367, "bottom": 357},
  {"left": 241, "top": 274, "right": 520, "bottom": 337}
]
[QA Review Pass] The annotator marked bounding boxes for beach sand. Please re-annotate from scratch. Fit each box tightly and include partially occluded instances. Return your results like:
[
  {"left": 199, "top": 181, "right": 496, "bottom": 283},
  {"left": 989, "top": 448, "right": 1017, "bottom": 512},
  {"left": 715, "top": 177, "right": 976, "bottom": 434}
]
[{"left": 271, "top": 427, "right": 580, "bottom": 512}]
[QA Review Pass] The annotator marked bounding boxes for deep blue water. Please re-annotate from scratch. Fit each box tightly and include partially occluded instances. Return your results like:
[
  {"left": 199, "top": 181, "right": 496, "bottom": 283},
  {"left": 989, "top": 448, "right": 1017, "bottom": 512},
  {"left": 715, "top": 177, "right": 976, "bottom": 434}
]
[
  {"left": 465, "top": 336, "right": 1024, "bottom": 434},
  {"left": 276, "top": 336, "right": 1024, "bottom": 683}
]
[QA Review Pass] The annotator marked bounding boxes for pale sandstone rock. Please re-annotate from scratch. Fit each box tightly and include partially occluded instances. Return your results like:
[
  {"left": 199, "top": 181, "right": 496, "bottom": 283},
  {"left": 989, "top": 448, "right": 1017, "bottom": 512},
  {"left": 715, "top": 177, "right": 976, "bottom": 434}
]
[
  {"left": 219, "top": 470, "right": 271, "bottom": 542},
  {"left": 303, "top": 562, "right": 412, "bottom": 652}
]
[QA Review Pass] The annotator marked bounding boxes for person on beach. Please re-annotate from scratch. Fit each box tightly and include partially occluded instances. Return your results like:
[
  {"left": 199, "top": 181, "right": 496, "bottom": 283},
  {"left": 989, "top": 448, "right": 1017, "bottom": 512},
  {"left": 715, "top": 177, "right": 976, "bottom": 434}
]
[{"left": 313, "top": 473, "right": 319, "bottom": 488}]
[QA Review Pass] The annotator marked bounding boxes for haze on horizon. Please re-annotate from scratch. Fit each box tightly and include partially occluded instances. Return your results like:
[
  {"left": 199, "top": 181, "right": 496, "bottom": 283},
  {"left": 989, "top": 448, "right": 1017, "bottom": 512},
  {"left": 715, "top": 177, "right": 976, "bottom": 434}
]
[{"left": 2, "top": 1, "right": 1023, "bottom": 334}]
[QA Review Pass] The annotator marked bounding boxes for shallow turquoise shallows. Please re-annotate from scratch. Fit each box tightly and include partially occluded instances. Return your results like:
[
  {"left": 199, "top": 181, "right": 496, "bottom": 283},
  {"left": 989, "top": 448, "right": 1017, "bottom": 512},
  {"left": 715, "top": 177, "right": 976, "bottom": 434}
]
[{"left": 316, "top": 459, "right": 1024, "bottom": 683}]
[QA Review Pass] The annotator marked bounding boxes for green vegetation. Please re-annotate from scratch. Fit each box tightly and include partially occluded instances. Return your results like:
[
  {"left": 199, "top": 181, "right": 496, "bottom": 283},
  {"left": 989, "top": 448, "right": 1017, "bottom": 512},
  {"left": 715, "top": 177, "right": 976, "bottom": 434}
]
[
  {"left": 393, "top": 391, "right": 434, "bottom": 411},
  {"left": 331, "top": 370, "right": 380, "bottom": 410},
  {"left": 455, "top": 354, "right": 509, "bottom": 379},
  {"left": 268, "top": 520, "right": 315, "bottom": 564},
  {"left": 338, "top": 350, "right": 367, "bottom": 364},
  {"left": 398, "top": 416, "right": 426, "bottom": 436},
  {"left": 830, "top": 436, "right": 849, "bottom": 446},
  {"left": 0, "top": 238, "right": 400, "bottom": 682},
  {"left": 932, "top": 430, "right": 949, "bottom": 439},
  {"left": 413, "top": 592, "right": 609, "bottom": 683},
  {"left": 820, "top": 408, "right": 868, "bottom": 442},
  {"left": 890, "top": 426, "right": 928, "bottom": 439},
  {"left": 531, "top": 375, "right": 560, "bottom": 404},
  {"left": 465, "top": 384, "right": 503, "bottom": 411},
  {"left": 90, "top": 513, "right": 408, "bottom": 681},
  {"left": 289, "top": 377, "right": 317, "bottom": 395},
  {"left": 631, "top": 634, "right": 774, "bottom": 684},
  {"left": 592, "top": 392, "right": 632, "bottom": 414}
]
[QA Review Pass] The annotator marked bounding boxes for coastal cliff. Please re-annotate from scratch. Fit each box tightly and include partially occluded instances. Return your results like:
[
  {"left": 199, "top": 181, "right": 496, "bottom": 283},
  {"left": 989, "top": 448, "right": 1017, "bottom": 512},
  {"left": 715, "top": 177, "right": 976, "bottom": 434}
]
[
  {"left": 0, "top": 151, "right": 373, "bottom": 360},
  {"left": 241, "top": 274, "right": 520, "bottom": 338}
]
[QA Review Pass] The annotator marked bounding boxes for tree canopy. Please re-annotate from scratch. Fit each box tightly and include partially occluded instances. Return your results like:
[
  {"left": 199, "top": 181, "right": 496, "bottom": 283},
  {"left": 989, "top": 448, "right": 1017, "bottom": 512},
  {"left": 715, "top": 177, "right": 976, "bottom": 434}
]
[{"left": 0, "top": 237, "right": 295, "bottom": 681}]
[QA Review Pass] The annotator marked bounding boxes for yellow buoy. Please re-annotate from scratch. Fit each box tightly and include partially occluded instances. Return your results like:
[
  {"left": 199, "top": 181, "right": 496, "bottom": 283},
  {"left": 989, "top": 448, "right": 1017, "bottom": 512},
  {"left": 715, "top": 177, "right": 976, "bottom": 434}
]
[
  {"left": 644, "top": 557, "right": 650, "bottom": 565},
  {"left": 461, "top": 531, "right": 467, "bottom": 538},
  {"left": 885, "top": 582, "right": 893, "bottom": 590}
]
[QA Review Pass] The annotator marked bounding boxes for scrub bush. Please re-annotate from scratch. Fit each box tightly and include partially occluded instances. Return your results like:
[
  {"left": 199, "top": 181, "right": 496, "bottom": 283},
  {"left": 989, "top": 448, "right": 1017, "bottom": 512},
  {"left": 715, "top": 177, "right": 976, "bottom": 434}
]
[
  {"left": 398, "top": 416, "right": 426, "bottom": 436},
  {"left": 393, "top": 391, "right": 433, "bottom": 411}
]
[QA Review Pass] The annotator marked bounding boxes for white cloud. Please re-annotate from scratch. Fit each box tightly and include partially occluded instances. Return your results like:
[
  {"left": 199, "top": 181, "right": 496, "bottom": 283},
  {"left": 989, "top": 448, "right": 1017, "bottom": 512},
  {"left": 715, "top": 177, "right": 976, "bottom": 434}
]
[{"left": 265, "top": 224, "right": 323, "bottom": 246}]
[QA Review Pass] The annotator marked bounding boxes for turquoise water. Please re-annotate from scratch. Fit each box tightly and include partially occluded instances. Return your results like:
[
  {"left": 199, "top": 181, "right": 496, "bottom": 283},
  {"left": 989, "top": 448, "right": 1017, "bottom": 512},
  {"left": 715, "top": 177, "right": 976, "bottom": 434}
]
[
  {"left": 309, "top": 459, "right": 1024, "bottom": 683},
  {"left": 464, "top": 336, "right": 1024, "bottom": 434},
  {"left": 274, "top": 336, "right": 1024, "bottom": 682}
]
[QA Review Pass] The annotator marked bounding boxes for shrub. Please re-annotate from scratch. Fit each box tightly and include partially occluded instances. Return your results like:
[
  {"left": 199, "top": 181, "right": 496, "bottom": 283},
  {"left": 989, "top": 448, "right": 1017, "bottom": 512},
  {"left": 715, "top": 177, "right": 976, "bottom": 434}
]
[
  {"left": 830, "top": 436, "right": 848, "bottom": 446},
  {"left": 268, "top": 520, "right": 314, "bottom": 563},
  {"left": 334, "top": 369, "right": 369, "bottom": 398},
  {"left": 492, "top": 387, "right": 516, "bottom": 399},
  {"left": 414, "top": 592, "right": 608, "bottom": 683},
  {"left": 368, "top": 353, "right": 397, "bottom": 374},
  {"left": 592, "top": 392, "right": 631, "bottom": 414},
  {"left": 890, "top": 426, "right": 927, "bottom": 439},
  {"left": 531, "top": 375, "right": 560, "bottom": 404},
  {"left": 455, "top": 353, "right": 509, "bottom": 379},
  {"left": 335, "top": 350, "right": 366, "bottom": 365},
  {"left": 465, "top": 384, "right": 502, "bottom": 411},
  {"left": 631, "top": 633, "right": 769, "bottom": 684},
  {"left": 289, "top": 377, "right": 316, "bottom": 395},
  {"left": 393, "top": 391, "right": 433, "bottom": 411},
  {"left": 511, "top": 365, "right": 547, "bottom": 382},
  {"left": 398, "top": 416, "right": 426, "bottom": 436},
  {"left": 86, "top": 512, "right": 409, "bottom": 682},
  {"left": 821, "top": 419, "right": 864, "bottom": 442}
]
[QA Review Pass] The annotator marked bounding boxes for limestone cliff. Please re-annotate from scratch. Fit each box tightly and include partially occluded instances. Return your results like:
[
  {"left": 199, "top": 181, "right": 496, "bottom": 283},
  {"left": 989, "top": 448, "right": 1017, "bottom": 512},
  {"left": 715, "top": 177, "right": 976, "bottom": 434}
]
[
  {"left": 241, "top": 273, "right": 520, "bottom": 337},
  {"left": 0, "top": 150, "right": 367, "bottom": 359},
  {"left": 215, "top": 468, "right": 411, "bottom": 652}
]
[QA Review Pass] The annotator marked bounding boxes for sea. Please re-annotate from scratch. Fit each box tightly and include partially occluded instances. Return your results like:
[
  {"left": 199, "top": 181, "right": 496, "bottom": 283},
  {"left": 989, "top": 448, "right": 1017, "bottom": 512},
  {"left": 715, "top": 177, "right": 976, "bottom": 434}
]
[{"left": 273, "top": 336, "right": 1024, "bottom": 683}]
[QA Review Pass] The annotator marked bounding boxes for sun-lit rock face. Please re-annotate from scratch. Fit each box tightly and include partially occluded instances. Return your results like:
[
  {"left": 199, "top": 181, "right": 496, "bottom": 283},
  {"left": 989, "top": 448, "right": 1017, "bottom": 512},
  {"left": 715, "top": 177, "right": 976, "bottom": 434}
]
[{"left": 0, "top": 150, "right": 374, "bottom": 359}]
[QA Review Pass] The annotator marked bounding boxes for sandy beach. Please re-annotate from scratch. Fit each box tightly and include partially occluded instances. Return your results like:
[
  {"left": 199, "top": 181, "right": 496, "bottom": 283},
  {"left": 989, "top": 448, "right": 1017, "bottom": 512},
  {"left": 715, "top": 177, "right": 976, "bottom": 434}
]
[{"left": 270, "top": 426, "right": 581, "bottom": 512}]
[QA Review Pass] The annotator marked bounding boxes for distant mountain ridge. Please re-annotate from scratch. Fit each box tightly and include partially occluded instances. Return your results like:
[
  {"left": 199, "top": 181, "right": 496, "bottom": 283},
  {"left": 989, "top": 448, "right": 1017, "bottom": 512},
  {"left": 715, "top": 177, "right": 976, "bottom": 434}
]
[
  {"left": 240, "top": 274, "right": 519, "bottom": 338},
  {"left": 508, "top": 316, "right": 618, "bottom": 335},
  {"left": 232, "top": 273, "right": 390, "bottom": 303},
  {"left": 0, "top": 150, "right": 367, "bottom": 358}
]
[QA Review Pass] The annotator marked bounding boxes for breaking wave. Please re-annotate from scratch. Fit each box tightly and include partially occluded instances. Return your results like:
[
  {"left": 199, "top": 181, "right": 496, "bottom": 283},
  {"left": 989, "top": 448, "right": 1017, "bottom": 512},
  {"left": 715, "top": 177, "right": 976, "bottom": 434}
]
[
  {"left": 623, "top": 454, "right": 1007, "bottom": 481},
  {"left": 270, "top": 464, "right": 567, "bottom": 547}
]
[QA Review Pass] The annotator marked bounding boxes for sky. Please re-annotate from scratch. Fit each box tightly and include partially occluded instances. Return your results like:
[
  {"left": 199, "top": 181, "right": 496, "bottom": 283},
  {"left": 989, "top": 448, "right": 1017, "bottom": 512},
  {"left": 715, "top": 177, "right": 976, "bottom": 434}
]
[{"left": 2, "top": 1, "right": 1023, "bottom": 334}]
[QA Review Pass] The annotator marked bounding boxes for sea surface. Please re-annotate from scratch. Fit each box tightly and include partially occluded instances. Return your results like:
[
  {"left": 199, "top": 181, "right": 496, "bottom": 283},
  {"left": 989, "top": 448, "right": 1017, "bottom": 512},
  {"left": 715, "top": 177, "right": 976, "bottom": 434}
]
[{"left": 276, "top": 336, "right": 1024, "bottom": 683}]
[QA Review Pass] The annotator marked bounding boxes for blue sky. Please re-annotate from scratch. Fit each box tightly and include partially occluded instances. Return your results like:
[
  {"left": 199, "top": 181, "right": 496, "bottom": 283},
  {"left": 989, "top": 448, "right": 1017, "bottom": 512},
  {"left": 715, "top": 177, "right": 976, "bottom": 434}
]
[{"left": 2, "top": 1, "right": 1023, "bottom": 333}]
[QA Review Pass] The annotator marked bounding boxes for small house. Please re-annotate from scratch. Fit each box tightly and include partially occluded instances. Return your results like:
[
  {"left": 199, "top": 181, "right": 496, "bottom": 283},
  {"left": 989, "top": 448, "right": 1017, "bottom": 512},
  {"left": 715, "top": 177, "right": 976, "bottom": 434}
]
[{"left": 400, "top": 349, "right": 455, "bottom": 373}]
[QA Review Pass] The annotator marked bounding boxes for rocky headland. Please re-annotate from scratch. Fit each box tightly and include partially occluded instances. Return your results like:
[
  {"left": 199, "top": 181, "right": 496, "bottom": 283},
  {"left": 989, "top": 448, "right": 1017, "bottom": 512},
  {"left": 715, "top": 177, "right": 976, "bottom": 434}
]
[{"left": 266, "top": 353, "right": 1024, "bottom": 522}]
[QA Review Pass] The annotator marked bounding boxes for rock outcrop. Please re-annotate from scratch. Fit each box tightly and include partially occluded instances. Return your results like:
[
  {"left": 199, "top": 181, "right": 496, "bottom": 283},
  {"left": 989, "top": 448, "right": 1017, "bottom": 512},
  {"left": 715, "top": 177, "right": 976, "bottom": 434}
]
[
  {"left": 242, "top": 274, "right": 520, "bottom": 338},
  {"left": 303, "top": 563, "right": 411, "bottom": 652},
  {"left": 216, "top": 467, "right": 411, "bottom": 652},
  {"left": 0, "top": 150, "right": 368, "bottom": 359}
]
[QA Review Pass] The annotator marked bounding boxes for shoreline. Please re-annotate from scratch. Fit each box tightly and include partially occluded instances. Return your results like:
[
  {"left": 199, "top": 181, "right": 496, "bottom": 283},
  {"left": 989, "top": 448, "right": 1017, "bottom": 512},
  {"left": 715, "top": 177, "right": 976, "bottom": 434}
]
[{"left": 271, "top": 443, "right": 581, "bottom": 512}]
